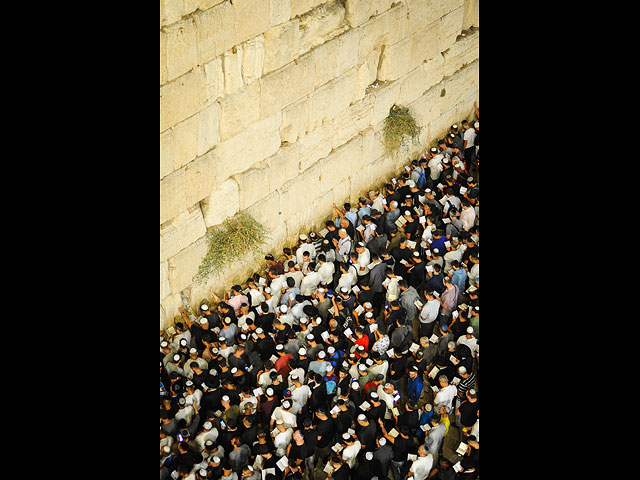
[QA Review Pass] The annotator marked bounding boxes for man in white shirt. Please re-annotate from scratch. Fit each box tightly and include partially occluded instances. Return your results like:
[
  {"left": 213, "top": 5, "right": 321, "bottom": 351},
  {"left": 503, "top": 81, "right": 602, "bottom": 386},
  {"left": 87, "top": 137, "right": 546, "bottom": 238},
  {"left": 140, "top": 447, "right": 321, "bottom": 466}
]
[
  {"left": 460, "top": 198, "right": 476, "bottom": 231},
  {"left": 270, "top": 399, "right": 297, "bottom": 430},
  {"left": 335, "top": 228, "right": 352, "bottom": 263},
  {"left": 337, "top": 263, "right": 356, "bottom": 294},
  {"left": 457, "top": 326, "right": 478, "bottom": 354},
  {"left": 316, "top": 254, "right": 335, "bottom": 286},
  {"left": 462, "top": 120, "right": 476, "bottom": 171},
  {"left": 376, "top": 382, "right": 396, "bottom": 420},
  {"left": 355, "top": 243, "right": 371, "bottom": 277},
  {"left": 408, "top": 445, "right": 434, "bottom": 480},
  {"left": 268, "top": 270, "right": 286, "bottom": 306},
  {"left": 194, "top": 421, "right": 219, "bottom": 452},
  {"left": 369, "top": 190, "right": 384, "bottom": 214},
  {"left": 295, "top": 234, "right": 316, "bottom": 265},
  {"left": 428, "top": 149, "right": 444, "bottom": 182},
  {"left": 300, "top": 268, "right": 323, "bottom": 297},
  {"left": 418, "top": 291, "right": 440, "bottom": 338},
  {"left": 341, "top": 434, "right": 362, "bottom": 469},
  {"left": 433, "top": 375, "right": 457, "bottom": 411},
  {"left": 384, "top": 269, "right": 403, "bottom": 303},
  {"left": 290, "top": 374, "right": 311, "bottom": 410}
]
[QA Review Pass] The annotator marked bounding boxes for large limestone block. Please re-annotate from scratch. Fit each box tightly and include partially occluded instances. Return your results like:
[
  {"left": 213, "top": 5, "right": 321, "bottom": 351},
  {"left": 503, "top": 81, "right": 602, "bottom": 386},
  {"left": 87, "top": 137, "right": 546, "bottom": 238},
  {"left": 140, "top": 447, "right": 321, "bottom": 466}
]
[
  {"left": 263, "top": 18, "right": 300, "bottom": 75},
  {"left": 308, "top": 68, "right": 357, "bottom": 132},
  {"left": 377, "top": 36, "right": 412, "bottom": 82},
  {"left": 233, "top": 0, "right": 270, "bottom": 45},
  {"left": 160, "top": 129, "right": 175, "bottom": 180},
  {"left": 163, "top": 18, "right": 199, "bottom": 82},
  {"left": 462, "top": 0, "right": 479, "bottom": 29},
  {"left": 203, "top": 56, "right": 225, "bottom": 102},
  {"left": 345, "top": 0, "right": 394, "bottom": 28},
  {"left": 361, "top": 126, "right": 386, "bottom": 163},
  {"left": 160, "top": 149, "right": 218, "bottom": 225},
  {"left": 196, "top": 101, "right": 221, "bottom": 156},
  {"left": 267, "top": 142, "right": 301, "bottom": 192},
  {"left": 408, "top": 20, "right": 441, "bottom": 72},
  {"left": 357, "top": 1, "right": 407, "bottom": 61},
  {"left": 310, "top": 39, "right": 338, "bottom": 90},
  {"left": 280, "top": 95, "right": 311, "bottom": 144},
  {"left": 291, "top": 0, "right": 325, "bottom": 18},
  {"left": 442, "top": 29, "right": 479, "bottom": 76},
  {"left": 259, "top": 53, "right": 315, "bottom": 120},
  {"left": 297, "top": 120, "right": 334, "bottom": 173},
  {"left": 215, "top": 112, "right": 283, "bottom": 180},
  {"left": 172, "top": 114, "right": 199, "bottom": 170},
  {"left": 317, "top": 134, "right": 363, "bottom": 196},
  {"left": 222, "top": 45, "right": 244, "bottom": 95},
  {"left": 160, "top": 204, "right": 208, "bottom": 262},
  {"left": 219, "top": 80, "right": 261, "bottom": 142},
  {"left": 439, "top": 6, "right": 464, "bottom": 54},
  {"left": 297, "top": 1, "right": 348, "bottom": 55},
  {"left": 270, "top": 0, "right": 292, "bottom": 26},
  {"left": 241, "top": 35, "right": 265, "bottom": 85},
  {"left": 160, "top": 30, "right": 168, "bottom": 86},
  {"left": 161, "top": 261, "right": 171, "bottom": 302},
  {"left": 194, "top": 2, "right": 236, "bottom": 64},
  {"left": 161, "top": 0, "right": 200, "bottom": 27},
  {"left": 278, "top": 161, "right": 322, "bottom": 221},
  {"left": 200, "top": 177, "right": 240, "bottom": 227},
  {"left": 332, "top": 94, "right": 374, "bottom": 149},
  {"left": 160, "top": 67, "right": 207, "bottom": 133},
  {"left": 245, "top": 190, "right": 282, "bottom": 236},
  {"left": 398, "top": 53, "right": 444, "bottom": 106},
  {"left": 232, "top": 161, "right": 272, "bottom": 210},
  {"left": 409, "top": 84, "right": 444, "bottom": 139},
  {"left": 168, "top": 235, "right": 210, "bottom": 294},
  {"left": 335, "top": 28, "right": 360, "bottom": 78}
]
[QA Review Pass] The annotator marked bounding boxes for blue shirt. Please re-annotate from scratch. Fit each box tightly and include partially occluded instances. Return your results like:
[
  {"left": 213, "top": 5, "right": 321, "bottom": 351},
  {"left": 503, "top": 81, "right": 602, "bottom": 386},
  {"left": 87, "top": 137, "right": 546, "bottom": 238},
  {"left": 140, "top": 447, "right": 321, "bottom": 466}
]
[
  {"left": 280, "top": 287, "right": 301, "bottom": 306},
  {"left": 406, "top": 375, "right": 424, "bottom": 404},
  {"left": 451, "top": 268, "right": 467, "bottom": 293},
  {"left": 429, "top": 236, "right": 447, "bottom": 256}
]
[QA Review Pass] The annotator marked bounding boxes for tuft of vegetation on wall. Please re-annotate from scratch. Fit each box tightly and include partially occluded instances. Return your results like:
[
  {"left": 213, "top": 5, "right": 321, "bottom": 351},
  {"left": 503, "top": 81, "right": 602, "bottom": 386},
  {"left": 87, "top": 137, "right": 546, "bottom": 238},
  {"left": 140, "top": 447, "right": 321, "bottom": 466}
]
[
  {"left": 383, "top": 104, "right": 422, "bottom": 156},
  {"left": 193, "top": 211, "right": 269, "bottom": 284}
]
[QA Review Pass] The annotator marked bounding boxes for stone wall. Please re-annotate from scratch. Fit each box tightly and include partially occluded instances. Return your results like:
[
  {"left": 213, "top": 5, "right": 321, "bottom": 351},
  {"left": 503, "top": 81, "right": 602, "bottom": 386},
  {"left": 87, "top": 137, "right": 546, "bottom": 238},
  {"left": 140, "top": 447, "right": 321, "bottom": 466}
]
[{"left": 160, "top": 0, "right": 479, "bottom": 328}]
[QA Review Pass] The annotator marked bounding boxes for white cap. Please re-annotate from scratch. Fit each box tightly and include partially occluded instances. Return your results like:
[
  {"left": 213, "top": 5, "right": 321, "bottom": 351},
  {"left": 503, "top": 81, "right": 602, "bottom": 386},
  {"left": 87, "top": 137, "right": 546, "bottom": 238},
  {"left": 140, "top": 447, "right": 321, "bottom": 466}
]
[
  {"left": 458, "top": 366, "right": 467, "bottom": 375},
  {"left": 222, "top": 395, "right": 230, "bottom": 402},
  {"left": 379, "top": 437, "right": 387, "bottom": 446},
  {"left": 204, "top": 421, "right": 213, "bottom": 430},
  {"left": 223, "top": 317, "right": 231, "bottom": 324},
  {"left": 342, "top": 433, "right": 351, "bottom": 440},
  {"left": 256, "top": 327, "right": 264, "bottom": 334},
  {"left": 298, "top": 348, "right": 307, "bottom": 355},
  {"left": 341, "top": 287, "right": 349, "bottom": 293},
  {"left": 466, "top": 326, "right": 474, "bottom": 334},
  {"left": 212, "top": 456, "right": 221, "bottom": 464},
  {"left": 163, "top": 445, "right": 171, "bottom": 453},
  {"left": 280, "top": 305, "right": 288, "bottom": 313},
  {"left": 276, "top": 344, "right": 284, "bottom": 351},
  {"left": 299, "top": 234, "right": 308, "bottom": 241},
  {"left": 364, "top": 302, "right": 372, "bottom": 309},
  {"left": 173, "top": 354, "right": 181, "bottom": 362},
  {"left": 327, "top": 346, "right": 335, "bottom": 355},
  {"left": 317, "top": 350, "right": 326, "bottom": 359},
  {"left": 200, "top": 304, "right": 209, "bottom": 311},
  {"left": 264, "top": 287, "right": 271, "bottom": 294},
  {"left": 266, "top": 387, "right": 274, "bottom": 396},
  {"left": 370, "top": 392, "right": 379, "bottom": 399},
  {"left": 199, "top": 469, "right": 208, "bottom": 477},
  {"left": 189, "top": 348, "right": 198, "bottom": 354},
  {"left": 326, "top": 364, "right": 333, "bottom": 371},
  {"left": 474, "top": 121, "right": 479, "bottom": 128},
  {"left": 307, "top": 334, "right": 315, "bottom": 341},
  {"left": 365, "top": 312, "right": 373, "bottom": 318},
  {"left": 358, "top": 364, "right": 367, "bottom": 371},
  {"left": 160, "top": 341, "right": 168, "bottom": 348},
  {"left": 231, "top": 367, "right": 238, "bottom": 374},
  {"left": 199, "top": 318, "right": 208, "bottom": 325},
  {"left": 365, "top": 452, "right": 373, "bottom": 461},
  {"left": 357, "top": 414, "right": 367, "bottom": 421}
]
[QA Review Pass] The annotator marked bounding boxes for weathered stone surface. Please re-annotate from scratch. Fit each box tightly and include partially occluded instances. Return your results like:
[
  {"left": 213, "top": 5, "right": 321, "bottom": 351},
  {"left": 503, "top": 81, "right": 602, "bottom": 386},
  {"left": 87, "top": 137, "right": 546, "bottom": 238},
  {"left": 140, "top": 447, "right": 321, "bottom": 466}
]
[
  {"left": 160, "top": 149, "right": 218, "bottom": 225},
  {"left": 291, "top": 0, "right": 325, "bottom": 18},
  {"left": 370, "top": 79, "right": 401, "bottom": 126},
  {"left": 259, "top": 53, "right": 315, "bottom": 119},
  {"left": 160, "top": 30, "right": 168, "bottom": 85},
  {"left": 308, "top": 68, "right": 357, "bottom": 132},
  {"left": 194, "top": 2, "right": 236, "bottom": 64},
  {"left": 219, "top": 80, "right": 261, "bottom": 142},
  {"left": 439, "top": 5, "right": 464, "bottom": 54},
  {"left": 203, "top": 56, "right": 225, "bottom": 102},
  {"left": 160, "top": 129, "right": 174, "bottom": 180},
  {"left": 263, "top": 18, "right": 300, "bottom": 75},
  {"left": 168, "top": 235, "right": 210, "bottom": 294},
  {"left": 160, "top": 204, "right": 208, "bottom": 263},
  {"left": 270, "top": 0, "right": 292, "bottom": 26},
  {"left": 215, "top": 112, "right": 283, "bottom": 180},
  {"left": 267, "top": 142, "right": 301, "bottom": 191},
  {"left": 442, "top": 29, "right": 479, "bottom": 77},
  {"left": 232, "top": 161, "right": 271, "bottom": 210},
  {"left": 200, "top": 177, "right": 240, "bottom": 227},
  {"left": 409, "top": 20, "right": 441, "bottom": 72},
  {"left": 377, "top": 36, "right": 412, "bottom": 82},
  {"left": 297, "top": 0, "right": 348, "bottom": 55},
  {"left": 172, "top": 114, "right": 199, "bottom": 170},
  {"left": 357, "top": 1, "right": 407, "bottom": 60},
  {"left": 161, "top": 0, "right": 202, "bottom": 27},
  {"left": 344, "top": 0, "right": 394, "bottom": 28},
  {"left": 280, "top": 94, "right": 311, "bottom": 144},
  {"left": 196, "top": 101, "right": 221, "bottom": 156},
  {"left": 316, "top": 134, "right": 363, "bottom": 196},
  {"left": 332, "top": 94, "right": 374, "bottom": 149},
  {"left": 160, "top": 68, "right": 207, "bottom": 133},
  {"left": 233, "top": 0, "right": 270, "bottom": 45},
  {"left": 222, "top": 45, "right": 244, "bottom": 96},
  {"left": 398, "top": 53, "right": 444, "bottom": 106},
  {"left": 297, "top": 120, "right": 334, "bottom": 173},
  {"left": 462, "top": 0, "right": 479, "bottom": 29},
  {"left": 163, "top": 18, "right": 199, "bottom": 82},
  {"left": 241, "top": 35, "right": 265, "bottom": 85}
]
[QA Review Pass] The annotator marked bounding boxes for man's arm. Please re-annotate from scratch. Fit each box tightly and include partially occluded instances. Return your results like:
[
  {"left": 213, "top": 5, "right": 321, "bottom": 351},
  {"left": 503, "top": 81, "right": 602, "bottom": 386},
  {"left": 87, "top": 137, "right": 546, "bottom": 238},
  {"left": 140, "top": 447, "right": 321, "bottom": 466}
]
[{"left": 376, "top": 418, "right": 395, "bottom": 443}]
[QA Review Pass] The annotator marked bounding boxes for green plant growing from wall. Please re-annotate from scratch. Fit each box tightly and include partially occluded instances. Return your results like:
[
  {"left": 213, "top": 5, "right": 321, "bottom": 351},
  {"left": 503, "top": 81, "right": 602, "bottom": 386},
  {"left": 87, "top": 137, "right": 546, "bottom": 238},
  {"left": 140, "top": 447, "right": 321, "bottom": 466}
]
[
  {"left": 383, "top": 104, "right": 422, "bottom": 156},
  {"left": 193, "top": 211, "right": 269, "bottom": 284}
]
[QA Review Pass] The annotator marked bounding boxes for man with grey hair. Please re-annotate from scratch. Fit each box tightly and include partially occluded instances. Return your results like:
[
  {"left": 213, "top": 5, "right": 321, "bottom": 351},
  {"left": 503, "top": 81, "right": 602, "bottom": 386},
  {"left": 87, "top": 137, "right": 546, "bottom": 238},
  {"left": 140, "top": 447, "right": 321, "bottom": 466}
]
[
  {"left": 369, "top": 190, "right": 384, "bottom": 213},
  {"left": 334, "top": 228, "right": 352, "bottom": 263},
  {"left": 384, "top": 200, "right": 401, "bottom": 232}
]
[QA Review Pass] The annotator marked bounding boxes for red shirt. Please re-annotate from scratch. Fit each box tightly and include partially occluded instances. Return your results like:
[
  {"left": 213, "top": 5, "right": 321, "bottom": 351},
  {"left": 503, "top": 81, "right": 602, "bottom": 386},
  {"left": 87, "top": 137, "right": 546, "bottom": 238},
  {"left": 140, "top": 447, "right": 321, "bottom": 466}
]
[
  {"left": 275, "top": 353, "right": 294, "bottom": 379},
  {"left": 354, "top": 335, "right": 370, "bottom": 358}
]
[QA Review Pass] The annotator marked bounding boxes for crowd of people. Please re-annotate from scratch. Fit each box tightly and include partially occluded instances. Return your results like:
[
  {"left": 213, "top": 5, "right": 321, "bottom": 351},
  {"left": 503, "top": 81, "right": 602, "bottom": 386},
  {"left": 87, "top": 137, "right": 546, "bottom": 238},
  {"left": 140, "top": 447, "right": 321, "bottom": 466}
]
[{"left": 160, "top": 113, "right": 480, "bottom": 480}]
